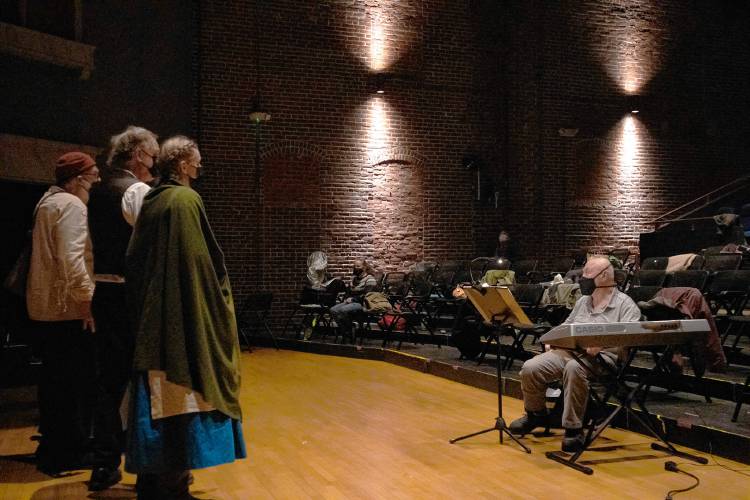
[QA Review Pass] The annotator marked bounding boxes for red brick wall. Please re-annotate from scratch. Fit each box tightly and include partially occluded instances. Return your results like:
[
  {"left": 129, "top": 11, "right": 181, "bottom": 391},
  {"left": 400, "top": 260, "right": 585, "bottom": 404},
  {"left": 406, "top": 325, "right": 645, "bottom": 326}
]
[{"left": 193, "top": 0, "right": 750, "bottom": 325}]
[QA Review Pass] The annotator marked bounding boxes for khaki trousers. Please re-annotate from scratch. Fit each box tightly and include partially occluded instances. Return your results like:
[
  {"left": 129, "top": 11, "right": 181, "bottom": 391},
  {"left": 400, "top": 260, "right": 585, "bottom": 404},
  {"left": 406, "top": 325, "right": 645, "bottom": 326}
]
[{"left": 518, "top": 348, "right": 615, "bottom": 429}]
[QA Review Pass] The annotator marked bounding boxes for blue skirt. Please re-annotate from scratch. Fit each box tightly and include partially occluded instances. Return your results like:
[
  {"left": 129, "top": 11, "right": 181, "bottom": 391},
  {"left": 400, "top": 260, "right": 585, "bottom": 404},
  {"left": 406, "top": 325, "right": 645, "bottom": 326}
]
[{"left": 125, "top": 375, "right": 246, "bottom": 474}]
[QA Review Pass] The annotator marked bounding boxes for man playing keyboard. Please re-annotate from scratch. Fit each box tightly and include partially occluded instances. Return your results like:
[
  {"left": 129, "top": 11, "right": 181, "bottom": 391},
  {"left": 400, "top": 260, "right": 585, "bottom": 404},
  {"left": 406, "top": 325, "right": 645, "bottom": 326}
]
[{"left": 508, "top": 255, "right": 641, "bottom": 452}]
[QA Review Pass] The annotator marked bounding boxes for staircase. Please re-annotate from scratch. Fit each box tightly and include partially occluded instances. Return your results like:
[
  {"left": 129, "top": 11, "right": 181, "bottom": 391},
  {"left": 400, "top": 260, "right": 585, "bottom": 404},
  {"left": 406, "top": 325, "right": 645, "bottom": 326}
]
[{"left": 640, "top": 175, "right": 750, "bottom": 259}]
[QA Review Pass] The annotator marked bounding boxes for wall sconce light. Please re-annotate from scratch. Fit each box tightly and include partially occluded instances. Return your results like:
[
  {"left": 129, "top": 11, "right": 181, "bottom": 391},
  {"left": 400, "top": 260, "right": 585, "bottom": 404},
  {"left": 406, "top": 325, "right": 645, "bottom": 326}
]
[
  {"left": 370, "top": 73, "right": 391, "bottom": 94},
  {"left": 626, "top": 95, "right": 643, "bottom": 115},
  {"left": 249, "top": 93, "right": 271, "bottom": 124}
]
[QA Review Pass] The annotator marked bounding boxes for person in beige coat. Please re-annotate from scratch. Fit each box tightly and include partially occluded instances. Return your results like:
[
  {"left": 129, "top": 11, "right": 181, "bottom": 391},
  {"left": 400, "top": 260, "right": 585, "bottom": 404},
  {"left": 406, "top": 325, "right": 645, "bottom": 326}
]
[{"left": 27, "top": 152, "right": 99, "bottom": 474}]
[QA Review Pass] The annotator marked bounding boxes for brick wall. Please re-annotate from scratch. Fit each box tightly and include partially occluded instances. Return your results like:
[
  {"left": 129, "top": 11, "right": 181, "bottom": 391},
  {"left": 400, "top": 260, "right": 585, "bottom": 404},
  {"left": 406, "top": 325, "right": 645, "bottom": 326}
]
[
  {"left": 194, "top": 0, "right": 750, "bottom": 326},
  {"left": 195, "top": 0, "right": 503, "bottom": 324}
]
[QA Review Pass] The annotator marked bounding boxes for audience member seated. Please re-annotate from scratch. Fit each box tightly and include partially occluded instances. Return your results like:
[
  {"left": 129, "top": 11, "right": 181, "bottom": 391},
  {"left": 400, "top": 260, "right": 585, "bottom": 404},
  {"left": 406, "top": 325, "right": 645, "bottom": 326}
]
[{"left": 330, "top": 259, "right": 379, "bottom": 340}]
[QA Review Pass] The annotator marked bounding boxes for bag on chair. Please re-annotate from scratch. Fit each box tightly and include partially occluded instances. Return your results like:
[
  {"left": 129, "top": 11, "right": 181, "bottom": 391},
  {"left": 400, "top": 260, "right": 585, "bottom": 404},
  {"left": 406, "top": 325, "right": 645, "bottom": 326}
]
[
  {"left": 378, "top": 311, "right": 406, "bottom": 331},
  {"left": 363, "top": 291, "right": 393, "bottom": 313}
]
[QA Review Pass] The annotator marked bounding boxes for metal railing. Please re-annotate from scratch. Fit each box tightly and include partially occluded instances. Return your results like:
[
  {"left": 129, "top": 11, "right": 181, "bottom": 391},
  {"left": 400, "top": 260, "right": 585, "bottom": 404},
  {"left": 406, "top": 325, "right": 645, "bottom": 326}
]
[{"left": 650, "top": 174, "right": 750, "bottom": 229}]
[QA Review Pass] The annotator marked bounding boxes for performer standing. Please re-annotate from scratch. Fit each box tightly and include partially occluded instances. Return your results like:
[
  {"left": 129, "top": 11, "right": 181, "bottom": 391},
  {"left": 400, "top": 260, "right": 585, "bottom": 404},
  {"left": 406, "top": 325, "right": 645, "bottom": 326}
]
[
  {"left": 86, "top": 126, "right": 159, "bottom": 490},
  {"left": 125, "top": 136, "right": 245, "bottom": 499},
  {"left": 27, "top": 152, "right": 99, "bottom": 474}
]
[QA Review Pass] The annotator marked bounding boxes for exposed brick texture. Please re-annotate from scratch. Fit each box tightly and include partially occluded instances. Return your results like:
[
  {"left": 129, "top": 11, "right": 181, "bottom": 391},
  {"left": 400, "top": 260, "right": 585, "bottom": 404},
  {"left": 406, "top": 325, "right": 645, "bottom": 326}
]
[{"left": 192, "top": 0, "right": 749, "bottom": 325}]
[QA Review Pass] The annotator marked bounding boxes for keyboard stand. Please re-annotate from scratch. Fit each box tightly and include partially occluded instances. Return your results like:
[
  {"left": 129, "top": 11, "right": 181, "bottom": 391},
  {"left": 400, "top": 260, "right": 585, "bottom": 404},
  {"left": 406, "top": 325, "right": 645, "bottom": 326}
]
[{"left": 545, "top": 346, "right": 708, "bottom": 475}]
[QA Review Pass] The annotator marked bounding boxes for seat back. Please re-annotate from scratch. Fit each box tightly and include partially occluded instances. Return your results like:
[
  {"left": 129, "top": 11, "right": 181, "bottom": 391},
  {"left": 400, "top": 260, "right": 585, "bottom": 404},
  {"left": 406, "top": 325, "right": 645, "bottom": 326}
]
[
  {"left": 408, "top": 270, "right": 433, "bottom": 297},
  {"left": 665, "top": 270, "right": 710, "bottom": 291},
  {"left": 626, "top": 286, "right": 662, "bottom": 304},
  {"left": 705, "top": 270, "right": 750, "bottom": 315},
  {"left": 549, "top": 257, "right": 575, "bottom": 275},
  {"left": 703, "top": 253, "right": 742, "bottom": 271},
  {"left": 688, "top": 254, "right": 705, "bottom": 270},
  {"left": 570, "top": 248, "right": 588, "bottom": 268},
  {"left": 299, "top": 286, "right": 337, "bottom": 307},
  {"left": 632, "top": 270, "right": 667, "bottom": 287},
  {"left": 382, "top": 272, "right": 409, "bottom": 296},
  {"left": 641, "top": 256, "right": 668, "bottom": 270},
  {"left": 609, "top": 247, "right": 630, "bottom": 266},
  {"left": 512, "top": 259, "right": 538, "bottom": 283},
  {"left": 509, "top": 284, "right": 544, "bottom": 309}
]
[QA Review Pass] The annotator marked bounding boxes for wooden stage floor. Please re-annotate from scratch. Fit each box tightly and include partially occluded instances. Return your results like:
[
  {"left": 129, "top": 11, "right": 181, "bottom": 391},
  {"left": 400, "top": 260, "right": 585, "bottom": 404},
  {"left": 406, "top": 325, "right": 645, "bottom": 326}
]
[{"left": 1, "top": 348, "right": 749, "bottom": 499}]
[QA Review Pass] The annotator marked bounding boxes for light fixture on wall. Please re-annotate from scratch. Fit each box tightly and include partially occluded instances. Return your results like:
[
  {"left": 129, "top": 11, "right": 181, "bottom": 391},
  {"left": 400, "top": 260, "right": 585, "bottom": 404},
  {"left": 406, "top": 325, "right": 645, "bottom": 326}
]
[
  {"left": 626, "top": 95, "right": 643, "bottom": 115},
  {"left": 249, "top": 0, "right": 270, "bottom": 125},
  {"left": 249, "top": 92, "right": 271, "bottom": 124},
  {"left": 370, "top": 73, "right": 390, "bottom": 94}
]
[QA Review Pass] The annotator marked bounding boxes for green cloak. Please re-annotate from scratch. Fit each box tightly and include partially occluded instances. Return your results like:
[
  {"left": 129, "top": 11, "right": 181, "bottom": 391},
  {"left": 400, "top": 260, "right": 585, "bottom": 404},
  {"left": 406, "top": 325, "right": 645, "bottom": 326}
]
[{"left": 126, "top": 182, "right": 241, "bottom": 420}]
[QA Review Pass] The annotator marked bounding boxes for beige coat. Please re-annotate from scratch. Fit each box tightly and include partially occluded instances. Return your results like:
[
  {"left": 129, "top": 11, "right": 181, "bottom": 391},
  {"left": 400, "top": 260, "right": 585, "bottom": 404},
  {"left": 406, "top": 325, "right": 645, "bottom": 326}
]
[{"left": 27, "top": 186, "right": 95, "bottom": 321}]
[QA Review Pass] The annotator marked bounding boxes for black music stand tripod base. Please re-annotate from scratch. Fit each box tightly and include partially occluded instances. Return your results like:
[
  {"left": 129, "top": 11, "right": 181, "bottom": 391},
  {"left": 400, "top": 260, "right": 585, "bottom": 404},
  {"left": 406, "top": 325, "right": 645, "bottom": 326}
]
[
  {"left": 449, "top": 328, "right": 531, "bottom": 454},
  {"left": 449, "top": 416, "right": 530, "bottom": 453}
]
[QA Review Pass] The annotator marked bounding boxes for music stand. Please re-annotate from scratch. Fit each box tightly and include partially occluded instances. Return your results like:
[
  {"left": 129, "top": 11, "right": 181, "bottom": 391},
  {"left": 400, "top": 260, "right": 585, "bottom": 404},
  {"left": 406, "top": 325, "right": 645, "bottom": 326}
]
[{"left": 449, "top": 286, "right": 533, "bottom": 453}]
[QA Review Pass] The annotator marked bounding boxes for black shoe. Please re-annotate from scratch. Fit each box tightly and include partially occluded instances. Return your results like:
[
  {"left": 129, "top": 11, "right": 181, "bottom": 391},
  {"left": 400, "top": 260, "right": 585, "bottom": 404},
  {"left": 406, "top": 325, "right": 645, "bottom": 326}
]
[
  {"left": 561, "top": 428, "right": 586, "bottom": 453},
  {"left": 509, "top": 410, "right": 549, "bottom": 436},
  {"left": 88, "top": 467, "right": 122, "bottom": 491}
]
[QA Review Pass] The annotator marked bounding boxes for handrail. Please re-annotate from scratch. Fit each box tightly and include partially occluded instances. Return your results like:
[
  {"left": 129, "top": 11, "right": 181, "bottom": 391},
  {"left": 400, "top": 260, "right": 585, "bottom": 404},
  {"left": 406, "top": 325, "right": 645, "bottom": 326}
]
[
  {"left": 649, "top": 174, "right": 750, "bottom": 227},
  {"left": 652, "top": 216, "right": 715, "bottom": 227}
]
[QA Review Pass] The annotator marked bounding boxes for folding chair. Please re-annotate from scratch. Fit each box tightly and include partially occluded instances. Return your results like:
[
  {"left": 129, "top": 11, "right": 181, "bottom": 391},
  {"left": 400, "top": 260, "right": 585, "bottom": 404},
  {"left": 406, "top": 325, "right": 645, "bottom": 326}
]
[
  {"left": 609, "top": 247, "right": 630, "bottom": 267},
  {"left": 718, "top": 278, "right": 750, "bottom": 351},
  {"left": 705, "top": 270, "right": 750, "bottom": 317},
  {"left": 640, "top": 256, "right": 668, "bottom": 270},
  {"left": 512, "top": 259, "right": 538, "bottom": 284},
  {"left": 283, "top": 286, "right": 338, "bottom": 340},
  {"left": 631, "top": 270, "right": 667, "bottom": 287},
  {"left": 664, "top": 270, "right": 710, "bottom": 292},
  {"left": 703, "top": 254, "right": 742, "bottom": 272},
  {"left": 732, "top": 375, "right": 750, "bottom": 422},
  {"left": 237, "top": 292, "right": 278, "bottom": 350},
  {"left": 626, "top": 286, "right": 662, "bottom": 304}
]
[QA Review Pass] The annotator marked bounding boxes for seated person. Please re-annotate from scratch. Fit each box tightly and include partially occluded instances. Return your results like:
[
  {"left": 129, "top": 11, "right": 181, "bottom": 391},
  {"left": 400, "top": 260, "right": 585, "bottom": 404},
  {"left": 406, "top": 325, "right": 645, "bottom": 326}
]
[
  {"left": 329, "top": 259, "right": 378, "bottom": 339},
  {"left": 508, "top": 255, "right": 641, "bottom": 452}
]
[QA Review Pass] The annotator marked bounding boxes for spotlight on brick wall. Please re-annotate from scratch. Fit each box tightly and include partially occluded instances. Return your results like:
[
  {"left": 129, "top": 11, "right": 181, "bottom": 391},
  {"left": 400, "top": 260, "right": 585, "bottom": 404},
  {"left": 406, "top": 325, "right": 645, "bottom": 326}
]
[{"left": 584, "top": 0, "right": 667, "bottom": 94}]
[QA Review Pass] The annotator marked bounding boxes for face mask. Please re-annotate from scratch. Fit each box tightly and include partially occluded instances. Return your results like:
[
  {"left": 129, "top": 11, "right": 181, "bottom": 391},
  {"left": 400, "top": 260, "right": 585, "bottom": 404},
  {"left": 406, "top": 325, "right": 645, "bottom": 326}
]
[
  {"left": 579, "top": 276, "right": 597, "bottom": 296},
  {"left": 353, "top": 268, "right": 363, "bottom": 276},
  {"left": 579, "top": 266, "right": 614, "bottom": 296},
  {"left": 78, "top": 176, "right": 93, "bottom": 192}
]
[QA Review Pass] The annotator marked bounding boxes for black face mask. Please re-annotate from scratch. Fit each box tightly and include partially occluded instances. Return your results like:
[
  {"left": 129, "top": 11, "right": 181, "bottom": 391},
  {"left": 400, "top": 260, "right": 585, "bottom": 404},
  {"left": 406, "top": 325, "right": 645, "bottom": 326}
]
[
  {"left": 579, "top": 277, "right": 597, "bottom": 296},
  {"left": 353, "top": 268, "right": 363, "bottom": 276},
  {"left": 579, "top": 267, "right": 614, "bottom": 296}
]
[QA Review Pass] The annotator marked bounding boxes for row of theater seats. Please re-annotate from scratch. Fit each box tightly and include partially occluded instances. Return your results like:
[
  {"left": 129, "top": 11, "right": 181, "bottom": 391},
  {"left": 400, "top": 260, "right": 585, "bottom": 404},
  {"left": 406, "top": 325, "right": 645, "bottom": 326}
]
[
  {"left": 283, "top": 252, "right": 749, "bottom": 363},
  {"left": 281, "top": 254, "right": 749, "bottom": 421}
]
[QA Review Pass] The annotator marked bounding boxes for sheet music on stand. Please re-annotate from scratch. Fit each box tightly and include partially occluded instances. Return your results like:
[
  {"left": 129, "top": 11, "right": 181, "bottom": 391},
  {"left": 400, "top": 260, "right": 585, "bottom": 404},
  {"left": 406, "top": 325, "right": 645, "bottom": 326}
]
[{"left": 462, "top": 285, "right": 533, "bottom": 328}]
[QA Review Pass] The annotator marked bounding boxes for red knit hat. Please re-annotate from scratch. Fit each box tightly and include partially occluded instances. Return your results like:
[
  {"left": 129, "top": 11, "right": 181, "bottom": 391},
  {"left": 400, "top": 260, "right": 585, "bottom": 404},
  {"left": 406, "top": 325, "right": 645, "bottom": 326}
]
[{"left": 55, "top": 152, "right": 96, "bottom": 184}]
